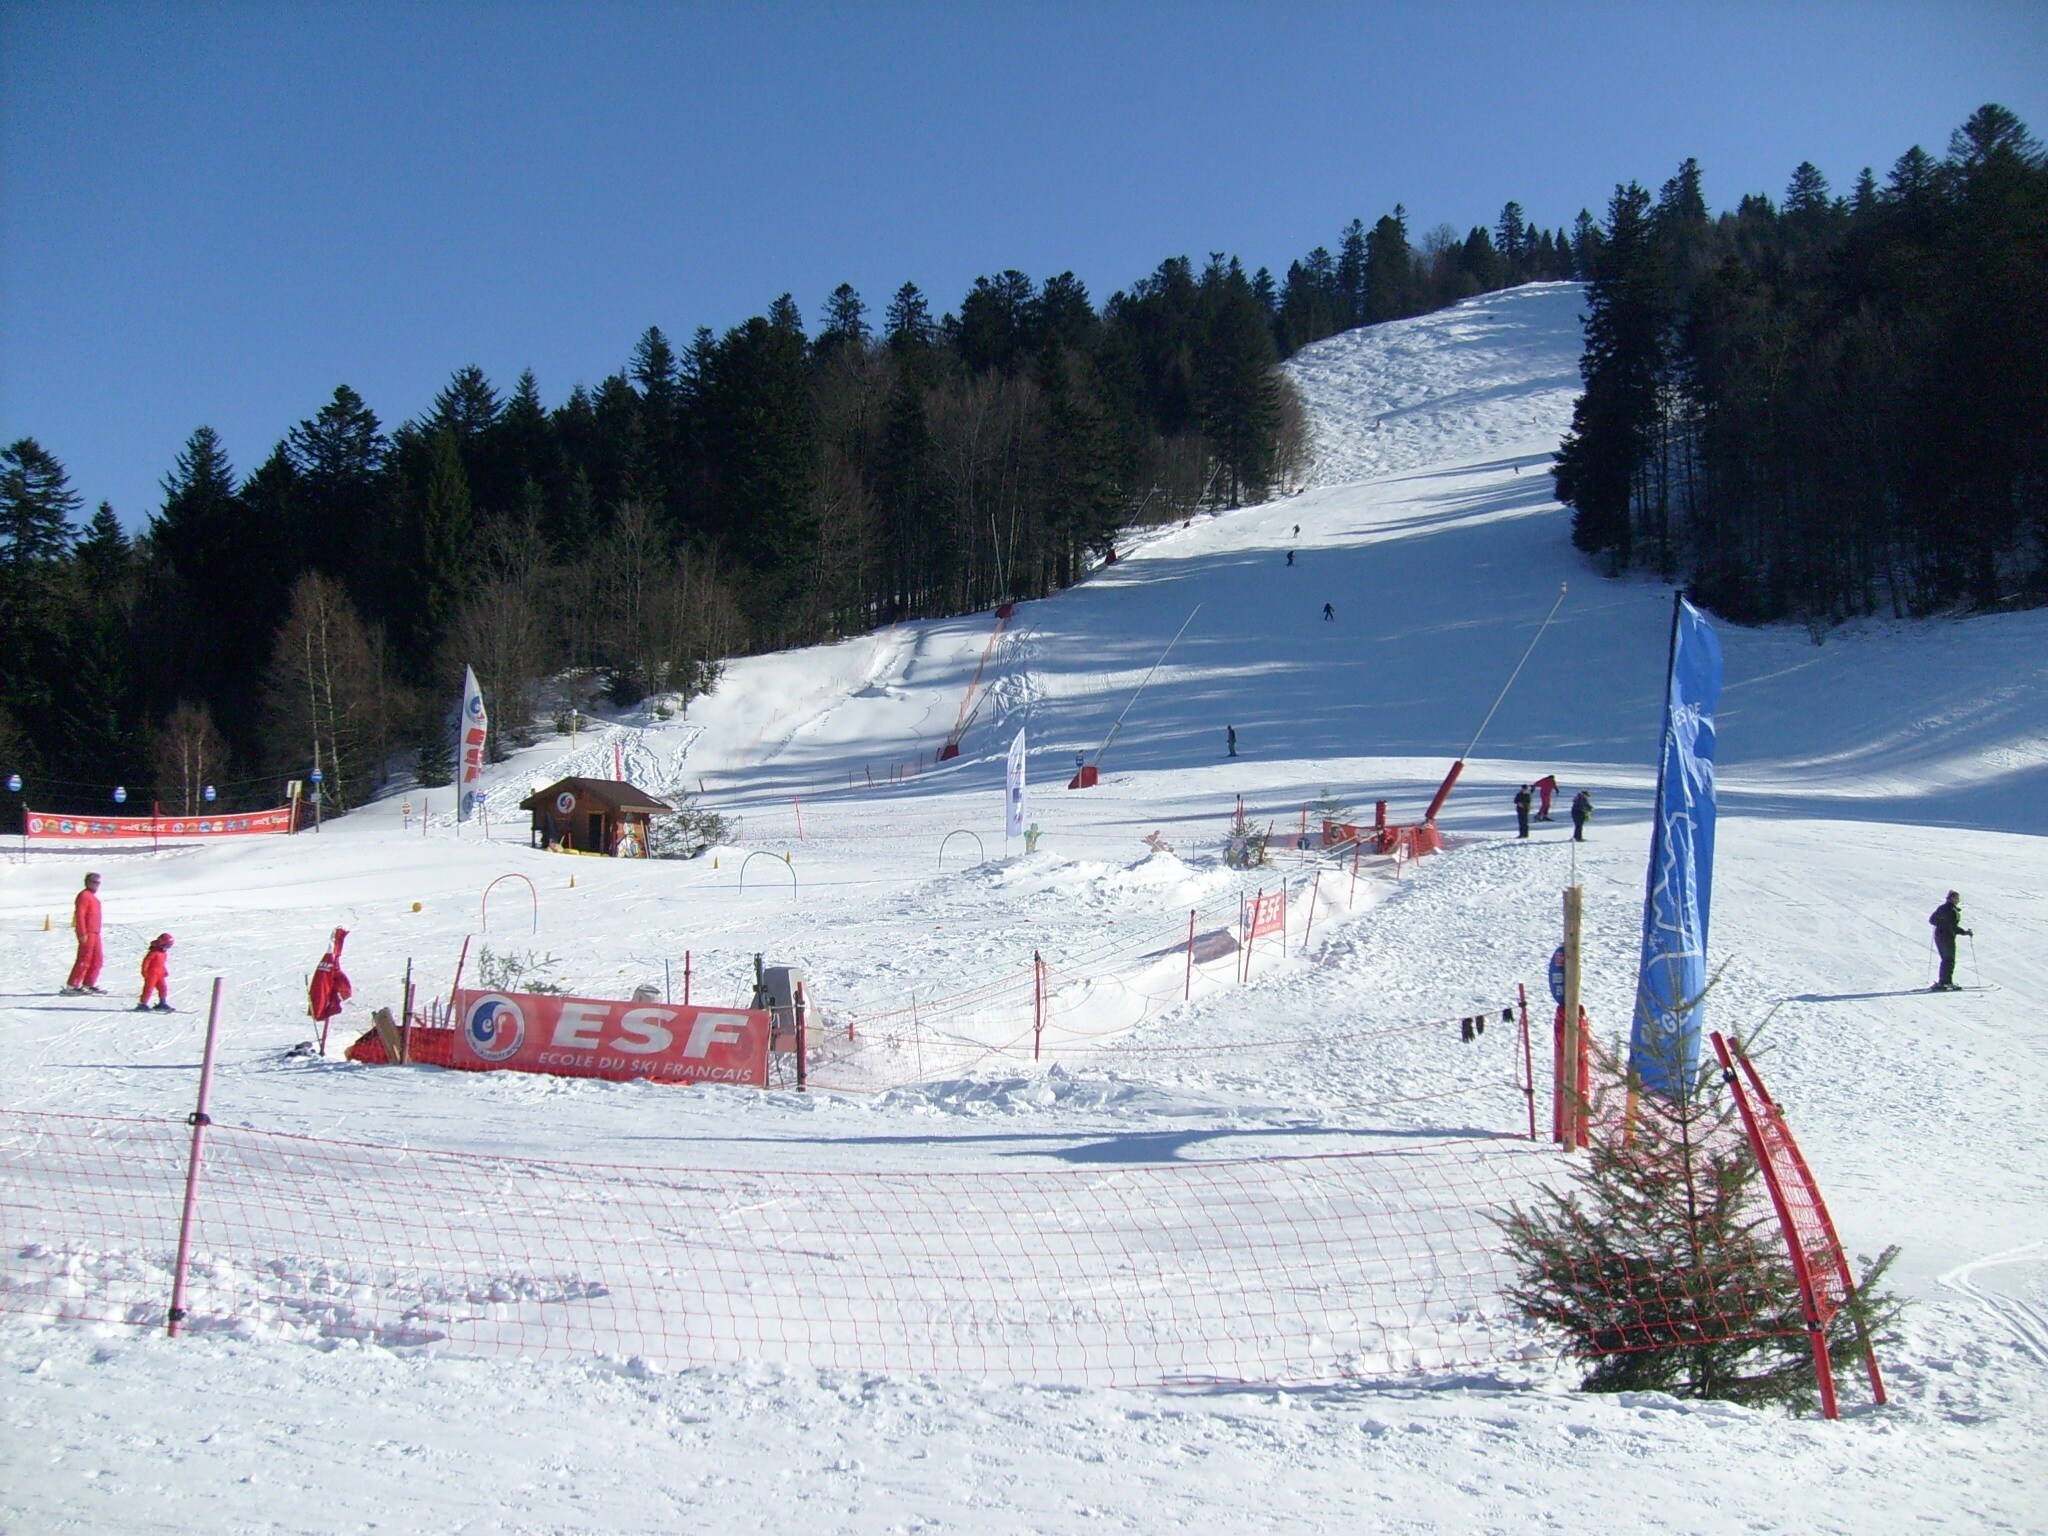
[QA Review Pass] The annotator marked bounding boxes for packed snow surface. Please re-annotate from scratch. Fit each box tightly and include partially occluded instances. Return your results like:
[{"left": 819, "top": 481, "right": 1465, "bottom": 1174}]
[{"left": 4, "top": 282, "right": 2046, "bottom": 1532}]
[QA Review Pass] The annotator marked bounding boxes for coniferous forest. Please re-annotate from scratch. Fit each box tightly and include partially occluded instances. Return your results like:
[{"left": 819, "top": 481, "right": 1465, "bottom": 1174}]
[
  {"left": 1556, "top": 105, "right": 2047, "bottom": 624},
  {"left": 1, "top": 206, "right": 1571, "bottom": 815}
]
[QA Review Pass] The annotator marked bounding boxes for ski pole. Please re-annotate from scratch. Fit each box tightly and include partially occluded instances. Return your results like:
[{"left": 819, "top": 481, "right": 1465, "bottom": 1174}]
[{"left": 1967, "top": 932, "right": 1981, "bottom": 989}]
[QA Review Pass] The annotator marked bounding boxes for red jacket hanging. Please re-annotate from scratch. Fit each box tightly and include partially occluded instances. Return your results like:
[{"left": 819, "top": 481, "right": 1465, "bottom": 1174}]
[{"left": 308, "top": 927, "right": 353, "bottom": 1022}]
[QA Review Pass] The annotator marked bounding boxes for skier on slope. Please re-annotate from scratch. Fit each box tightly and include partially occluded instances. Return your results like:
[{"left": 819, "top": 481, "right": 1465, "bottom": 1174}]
[
  {"left": 62, "top": 872, "right": 105, "bottom": 995},
  {"left": 135, "top": 934, "right": 174, "bottom": 1013},
  {"left": 1570, "top": 789, "right": 1593, "bottom": 842},
  {"left": 1322, "top": 602, "right": 1334, "bottom": 622},
  {"left": 1928, "top": 891, "right": 1973, "bottom": 992},
  {"left": 1514, "top": 785, "right": 1532, "bottom": 839},
  {"left": 1226, "top": 725, "right": 1237, "bottom": 758},
  {"left": 1533, "top": 774, "right": 1558, "bottom": 821}
]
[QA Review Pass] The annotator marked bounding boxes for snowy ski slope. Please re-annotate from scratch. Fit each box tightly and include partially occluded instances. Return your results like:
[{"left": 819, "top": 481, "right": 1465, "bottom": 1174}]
[{"left": 2, "top": 282, "right": 2044, "bottom": 1533}]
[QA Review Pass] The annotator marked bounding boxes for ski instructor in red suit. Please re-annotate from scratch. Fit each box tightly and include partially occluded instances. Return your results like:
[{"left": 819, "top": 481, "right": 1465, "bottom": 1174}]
[{"left": 63, "top": 872, "right": 105, "bottom": 995}]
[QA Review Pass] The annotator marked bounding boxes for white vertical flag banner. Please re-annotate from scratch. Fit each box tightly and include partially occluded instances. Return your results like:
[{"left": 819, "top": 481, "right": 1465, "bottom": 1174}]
[
  {"left": 459, "top": 665, "right": 489, "bottom": 822},
  {"left": 1005, "top": 729, "right": 1028, "bottom": 839}
]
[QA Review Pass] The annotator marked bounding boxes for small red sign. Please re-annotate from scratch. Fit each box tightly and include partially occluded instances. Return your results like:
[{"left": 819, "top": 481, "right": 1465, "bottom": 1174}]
[
  {"left": 450, "top": 988, "right": 771, "bottom": 1087},
  {"left": 1248, "top": 890, "right": 1285, "bottom": 940}
]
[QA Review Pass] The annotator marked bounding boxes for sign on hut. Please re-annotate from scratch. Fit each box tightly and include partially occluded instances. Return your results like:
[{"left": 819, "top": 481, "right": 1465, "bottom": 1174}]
[{"left": 519, "top": 776, "right": 673, "bottom": 857}]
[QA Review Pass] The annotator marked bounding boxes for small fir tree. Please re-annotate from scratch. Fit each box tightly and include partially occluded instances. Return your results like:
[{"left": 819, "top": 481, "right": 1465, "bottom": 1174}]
[{"left": 1497, "top": 1039, "right": 1900, "bottom": 1411}]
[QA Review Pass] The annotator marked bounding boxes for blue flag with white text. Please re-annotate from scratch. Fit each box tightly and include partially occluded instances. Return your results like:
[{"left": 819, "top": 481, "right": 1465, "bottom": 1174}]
[{"left": 1629, "top": 597, "right": 1722, "bottom": 1098}]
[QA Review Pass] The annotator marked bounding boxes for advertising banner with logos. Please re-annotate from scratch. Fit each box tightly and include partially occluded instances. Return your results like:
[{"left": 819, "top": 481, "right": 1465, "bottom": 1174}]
[
  {"left": 1247, "top": 889, "right": 1285, "bottom": 940},
  {"left": 452, "top": 988, "right": 771, "bottom": 1087},
  {"left": 24, "top": 806, "right": 298, "bottom": 842}
]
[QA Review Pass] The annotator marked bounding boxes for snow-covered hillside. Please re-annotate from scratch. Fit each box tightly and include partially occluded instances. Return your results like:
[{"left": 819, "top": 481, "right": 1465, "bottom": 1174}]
[{"left": 4, "top": 284, "right": 2045, "bottom": 1533}]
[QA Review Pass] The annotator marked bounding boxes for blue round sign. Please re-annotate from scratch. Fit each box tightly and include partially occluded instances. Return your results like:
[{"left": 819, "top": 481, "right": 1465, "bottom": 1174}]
[
  {"left": 113, "top": 785, "right": 127, "bottom": 805},
  {"left": 5, "top": 773, "right": 19, "bottom": 793},
  {"left": 203, "top": 784, "right": 216, "bottom": 803},
  {"left": 1548, "top": 945, "right": 1568, "bottom": 1005}
]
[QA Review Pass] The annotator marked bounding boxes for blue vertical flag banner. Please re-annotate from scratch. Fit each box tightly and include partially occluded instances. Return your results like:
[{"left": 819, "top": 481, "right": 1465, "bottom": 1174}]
[
  {"left": 1630, "top": 597, "right": 1723, "bottom": 1098},
  {"left": 1005, "top": 729, "right": 1028, "bottom": 839}
]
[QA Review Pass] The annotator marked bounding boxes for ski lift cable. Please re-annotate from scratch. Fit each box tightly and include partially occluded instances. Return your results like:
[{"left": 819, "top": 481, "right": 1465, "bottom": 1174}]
[{"left": 1091, "top": 603, "right": 1203, "bottom": 771}]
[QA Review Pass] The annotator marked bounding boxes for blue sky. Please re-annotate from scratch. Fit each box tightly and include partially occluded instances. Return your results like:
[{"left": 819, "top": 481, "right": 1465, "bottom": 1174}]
[{"left": 4, "top": 2, "right": 2043, "bottom": 528}]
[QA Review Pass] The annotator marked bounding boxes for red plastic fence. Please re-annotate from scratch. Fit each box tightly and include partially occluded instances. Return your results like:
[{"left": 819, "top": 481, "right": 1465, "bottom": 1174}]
[{"left": 1714, "top": 1032, "right": 1888, "bottom": 1417}]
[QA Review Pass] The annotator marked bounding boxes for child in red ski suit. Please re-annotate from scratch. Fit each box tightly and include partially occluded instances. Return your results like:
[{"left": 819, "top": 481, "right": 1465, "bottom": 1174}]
[{"left": 137, "top": 934, "right": 174, "bottom": 1012}]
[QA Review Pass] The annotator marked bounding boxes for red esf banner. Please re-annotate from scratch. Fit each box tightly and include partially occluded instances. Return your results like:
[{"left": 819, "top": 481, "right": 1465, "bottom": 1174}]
[
  {"left": 24, "top": 806, "right": 298, "bottom": 841},
  {"left": 451, "top": 988, "right": 771, "bottom": 1087},
  {"left": 1246, "top": 889, "right": 1285, "bottom": 940}
]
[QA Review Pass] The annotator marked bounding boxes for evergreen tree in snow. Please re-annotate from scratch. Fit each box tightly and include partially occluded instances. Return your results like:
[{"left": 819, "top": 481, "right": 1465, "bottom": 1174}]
[{"left": 1496, "top": 1041, "right": 1901, "bottom": 1411}]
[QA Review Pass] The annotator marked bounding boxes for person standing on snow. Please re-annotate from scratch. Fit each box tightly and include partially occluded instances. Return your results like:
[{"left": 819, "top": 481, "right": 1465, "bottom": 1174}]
[
  {"left": 62, "top": 872, "right": 105, "bottom": 995},
  {"left": 1534, "top": 774, "right": 1558, "bottom": 821},
  {"left": 1928, "top": 891, "right": 1973, "bottom": 991},
  {"left": 136, "top": 933, "right": 175, "bottom": 1013},
  {"left": 1226, "top": 725, "right": 1237, "bottom": 758},
  {"left": 1570, "top": 789, "right": 1593, "bottom": 842},
  {"left": 1322, "top": 602, "right": 1334, "bottom": 622},
  {"left": 1514, "top": 785, "right": 1532, "bottom": 839}
]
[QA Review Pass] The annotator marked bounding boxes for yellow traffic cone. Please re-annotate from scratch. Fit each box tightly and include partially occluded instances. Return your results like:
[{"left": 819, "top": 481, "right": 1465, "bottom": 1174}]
[{"left": 44, "top": 913, "right": 52, "bottom": 931}]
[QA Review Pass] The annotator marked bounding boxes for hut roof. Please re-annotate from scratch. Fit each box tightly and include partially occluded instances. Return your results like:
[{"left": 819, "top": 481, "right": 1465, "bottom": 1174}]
[{"left": 518, "top": 777, "right": 675, "bottom": 816}]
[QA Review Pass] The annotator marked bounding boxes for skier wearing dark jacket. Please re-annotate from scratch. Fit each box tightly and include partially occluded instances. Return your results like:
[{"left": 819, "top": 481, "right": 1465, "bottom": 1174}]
[
  {"left": 1570, "top": 790, "right": 1592, "bottom": 842},
  {"left": 1929, "top": 892, "right": 1972, "bottom": 991},
  {"left": 1513, "top": 785, "right": 1532, "bottom": 839}
]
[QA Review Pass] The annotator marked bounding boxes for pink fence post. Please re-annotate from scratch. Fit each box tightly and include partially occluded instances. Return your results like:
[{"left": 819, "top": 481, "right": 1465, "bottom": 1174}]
[
  {"left": 1302, "top": 870, "right": 1321, "bottom": 951},
  {"left": 1349, "top": 839, "right": 1361, "bottom": 907},
  {"left": 683, "top": 950, "right": 691, "bottom": 1006},
  {"left": 166, "top": 976, "right": 226, "bottom": 1337},
  {"left": 792, "top": 796, "right": 804, "bottom": 840},
  {"left": 1183, "top": 910, "right": 1196, "bottom": 1001}
]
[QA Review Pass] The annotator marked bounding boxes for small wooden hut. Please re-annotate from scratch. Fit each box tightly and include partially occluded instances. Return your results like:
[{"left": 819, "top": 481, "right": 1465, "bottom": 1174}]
[{"left": 519, "top": 777, "right": 673, "bottom": 856}]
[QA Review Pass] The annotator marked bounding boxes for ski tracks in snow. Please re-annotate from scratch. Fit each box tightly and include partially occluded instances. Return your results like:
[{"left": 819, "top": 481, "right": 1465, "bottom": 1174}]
[{"left": 1940, "top": 1241, "right": 2048, "bottom": 1366}]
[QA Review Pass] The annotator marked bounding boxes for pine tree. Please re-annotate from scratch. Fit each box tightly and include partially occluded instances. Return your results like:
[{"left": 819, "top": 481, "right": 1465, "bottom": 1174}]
[
  {"left": 1195, "top": 257, "right": 1281, "bottom": 506},
  {"left": 0, "top": 438, "right": 81, "bottom": 568},
  {"left": 420, "top": 428, "right": 475, "bottom": 647},
  {"left": 76, "top": 502, "right": 131, "bottom": 589},
  {"left": 1496, "top": 201, "right": 1529, "bottom": 280},
  {"left": 286, "top": 386, "right": 389, "bottom": 584},
  {"left": 1335, "top": 218, "right": 1369, "bottom": 326},
  {"left": 885, "top": 282, "right": 935, "bottom": 354},
  {"left": 1364, "top": 206, "right": 1414, "bottom": 321},
  {"left": 1497, "top": 1047, "right": 1901, "bottom": 1410},
  {"left": 1554, "top": 182, "right": 1664, "bottom": 567},
  {"left": 817, "top": 283, "right": 871, "bottom": 360}
]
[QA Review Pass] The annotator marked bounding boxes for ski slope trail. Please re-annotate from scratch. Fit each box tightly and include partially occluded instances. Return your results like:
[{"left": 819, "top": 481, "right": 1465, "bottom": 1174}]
[{"left": 3, "top": 283, "right": 2045, "bottom": 1533}]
